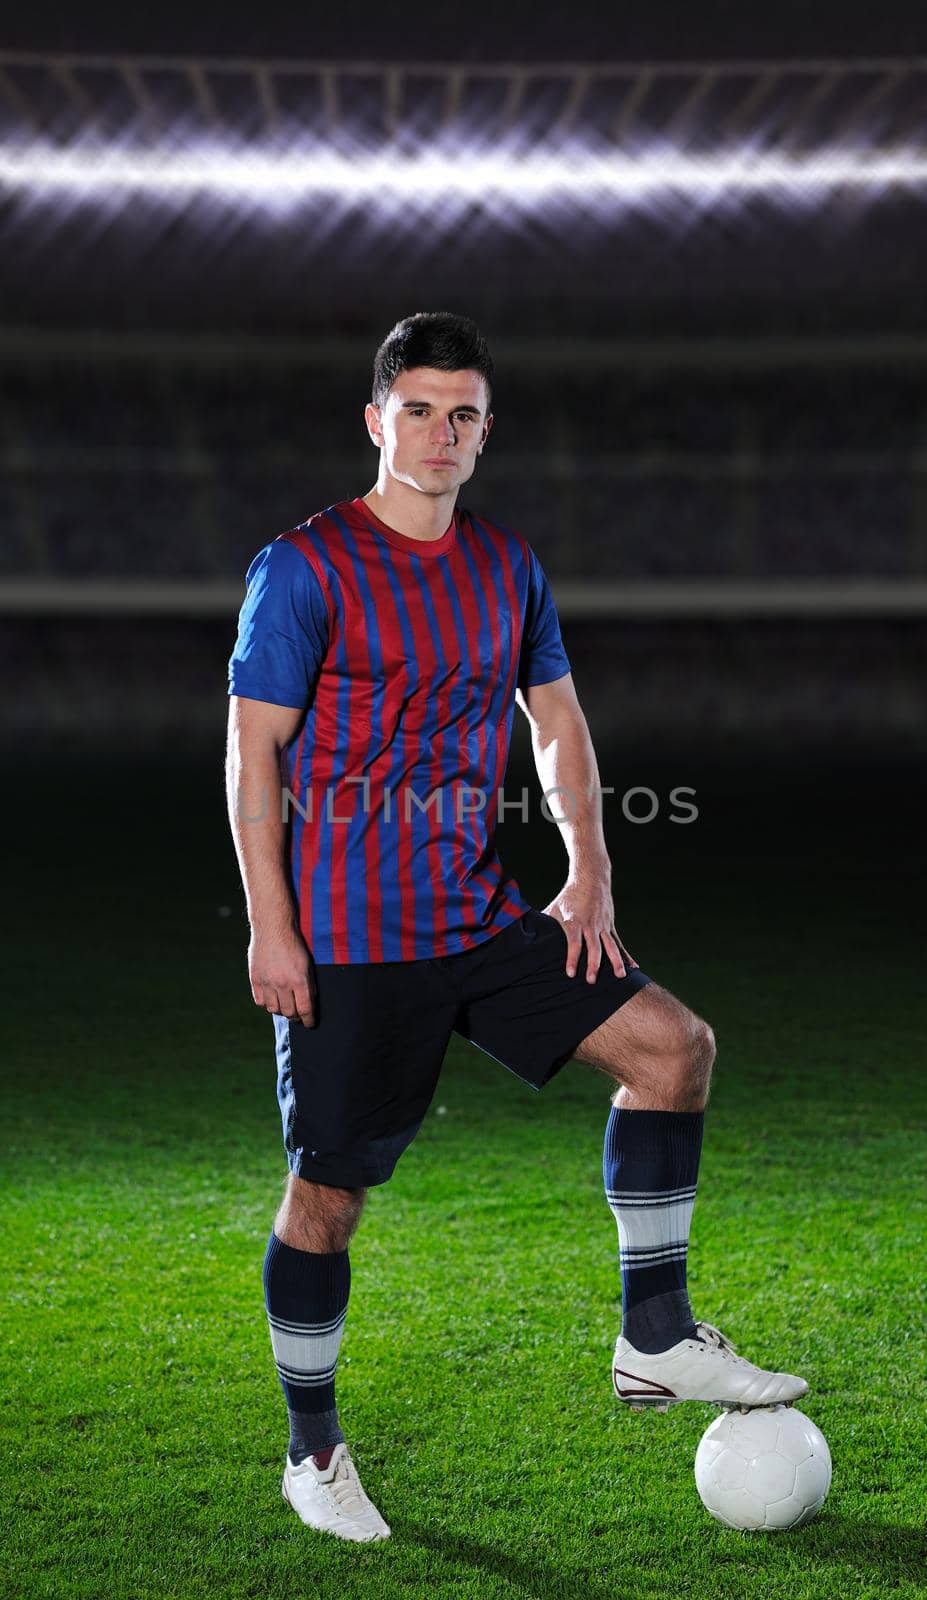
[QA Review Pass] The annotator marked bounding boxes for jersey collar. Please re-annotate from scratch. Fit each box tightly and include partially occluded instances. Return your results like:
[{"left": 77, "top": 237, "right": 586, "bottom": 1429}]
[{"left": 345, "top": 496, "right": 459, "bottom": 558}]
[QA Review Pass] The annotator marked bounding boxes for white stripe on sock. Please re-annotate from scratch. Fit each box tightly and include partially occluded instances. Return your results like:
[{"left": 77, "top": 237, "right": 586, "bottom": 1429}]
[
  {"left": 605, "top": 1185, "right": 697, "bottom": 1207},
  {"left": 619, "top": 1243, "right": 690, "bottom": 1267},
  {"left": 268, "top": 1315, "right": 347, "bottom": 1377},
  {"left": 609, "top": 1194, "right": 696, "bottom": 1254},
  {"left": 274, "top": 1360, "right": 340, "bottom": 1386}
]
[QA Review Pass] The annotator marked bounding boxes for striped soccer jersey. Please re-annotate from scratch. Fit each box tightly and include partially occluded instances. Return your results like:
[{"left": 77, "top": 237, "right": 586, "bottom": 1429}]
[{"left": 228, "top": 495, "right": 571, "bottom": 962}]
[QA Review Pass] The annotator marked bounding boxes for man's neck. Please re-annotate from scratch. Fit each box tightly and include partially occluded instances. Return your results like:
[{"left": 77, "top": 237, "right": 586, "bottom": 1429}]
[{"left": 362, "top": 481, "right": 457, "bottom": 542}]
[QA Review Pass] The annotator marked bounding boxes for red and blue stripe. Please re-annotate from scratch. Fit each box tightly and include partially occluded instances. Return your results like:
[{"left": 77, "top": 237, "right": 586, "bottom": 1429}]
[{"left": 277, "top": 498, "right": 555, "bottom": 963}]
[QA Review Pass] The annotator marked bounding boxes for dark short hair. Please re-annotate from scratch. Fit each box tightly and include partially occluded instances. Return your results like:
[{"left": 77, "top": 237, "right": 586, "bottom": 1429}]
[{"left": 372, "top": 312, "right": 494, "bottom": 409}]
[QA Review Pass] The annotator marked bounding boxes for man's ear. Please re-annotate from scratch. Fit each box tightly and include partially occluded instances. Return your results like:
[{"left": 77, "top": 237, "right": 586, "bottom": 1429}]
[
  {"left": 364, "top": 401, "right": 384, "bottom": 447},
  {"left": 478, "top": 411, "right": 494, "bottom": 455}
]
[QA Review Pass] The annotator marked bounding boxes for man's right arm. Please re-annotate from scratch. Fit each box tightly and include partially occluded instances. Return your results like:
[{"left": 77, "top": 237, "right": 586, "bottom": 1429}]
[{"left": 225, "top": 693, "right": 317, "bottom": 1027}]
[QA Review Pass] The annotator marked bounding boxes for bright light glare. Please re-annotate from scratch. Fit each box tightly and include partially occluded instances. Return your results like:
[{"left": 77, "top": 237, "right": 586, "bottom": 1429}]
[{"left": 1, "top": 141, "right": 926, "bottom": 212}]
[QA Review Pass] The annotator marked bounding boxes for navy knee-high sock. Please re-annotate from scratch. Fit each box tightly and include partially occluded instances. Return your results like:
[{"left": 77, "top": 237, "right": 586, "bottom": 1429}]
[
  {"left": 262, "top": 1230, "right": 350, "bottom": 1463},
  {"left": 603, "top": 1107, "right": 704, "bottom": 1354}
]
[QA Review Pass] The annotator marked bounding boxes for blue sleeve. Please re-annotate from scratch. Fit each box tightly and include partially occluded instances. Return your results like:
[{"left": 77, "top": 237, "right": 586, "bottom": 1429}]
[
  {"left": 517, "top": 547, "right": 571, "bottom": 690},
  {"left": 227, "top": 539, "right": 330, "bottom": 709}
]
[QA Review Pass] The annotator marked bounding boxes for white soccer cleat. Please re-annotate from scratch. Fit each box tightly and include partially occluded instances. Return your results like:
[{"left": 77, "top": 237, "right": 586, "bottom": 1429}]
[
  {"left": 282, "top": 1442, "right": 391, "bottom": 1542},
  {"left": 612, "top": 1321, "right": 809, "bottom": 1412}
]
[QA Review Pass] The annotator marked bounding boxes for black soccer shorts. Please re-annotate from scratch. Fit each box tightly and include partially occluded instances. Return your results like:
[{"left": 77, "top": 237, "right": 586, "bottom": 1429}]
[{"left": 272, "top": 907, "right": 652, "bottom": 1188}]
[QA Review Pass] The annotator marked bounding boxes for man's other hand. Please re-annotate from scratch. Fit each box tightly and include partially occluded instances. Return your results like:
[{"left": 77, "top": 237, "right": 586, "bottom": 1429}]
[{"left": 248, "top": 929, "right": 317, "bottom": 1026}]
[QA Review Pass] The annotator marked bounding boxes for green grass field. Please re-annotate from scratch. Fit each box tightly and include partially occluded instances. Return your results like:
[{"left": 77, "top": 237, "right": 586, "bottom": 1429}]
[{"left": 2, "top": 757, "right": 925, "bottom": 1599}]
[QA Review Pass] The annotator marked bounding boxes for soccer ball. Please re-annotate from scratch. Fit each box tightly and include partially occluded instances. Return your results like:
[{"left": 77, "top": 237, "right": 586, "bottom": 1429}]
[{"left": 694, "top": 1405, "right": 832, "bottom": 1531}]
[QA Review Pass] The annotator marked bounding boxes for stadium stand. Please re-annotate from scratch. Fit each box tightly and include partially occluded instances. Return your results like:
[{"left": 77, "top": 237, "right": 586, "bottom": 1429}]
[
  {"left": 1, "top": 340, "right": 924, "bottom": 584},
  {"left": 1, "top": 53, "right": 925, "bottom": 754}
]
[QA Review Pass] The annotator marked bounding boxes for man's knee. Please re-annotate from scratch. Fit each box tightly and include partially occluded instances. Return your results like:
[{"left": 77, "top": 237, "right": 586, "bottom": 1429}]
[
  {"left": 640, "top": 1000, "right": 714, "bottom": 1107},
  {"left": 590, "top": 986, "right": 715, "bottom": 1109},
  {"left": 276, "top": 1174, "right": 367, "bottom": 1252}
]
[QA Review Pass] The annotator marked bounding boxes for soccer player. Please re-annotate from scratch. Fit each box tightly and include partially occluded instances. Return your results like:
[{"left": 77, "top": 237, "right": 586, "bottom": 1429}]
[{"left": 226, "top": 312, "right": 807, "bottom": 1544}]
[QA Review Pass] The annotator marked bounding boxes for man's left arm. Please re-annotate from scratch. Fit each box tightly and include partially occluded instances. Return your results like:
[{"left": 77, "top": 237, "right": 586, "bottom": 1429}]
[{"left": 516, "top": 672, "right": 637, "bottom": 982}]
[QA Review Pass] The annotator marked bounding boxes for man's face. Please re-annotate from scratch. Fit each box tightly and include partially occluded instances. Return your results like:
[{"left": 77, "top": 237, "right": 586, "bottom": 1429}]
[{"left": 365, "top": 366, "right": 493, "bottom": 497}]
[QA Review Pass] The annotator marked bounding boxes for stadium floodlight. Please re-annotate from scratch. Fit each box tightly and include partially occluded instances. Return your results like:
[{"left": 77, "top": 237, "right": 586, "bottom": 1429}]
[{"left": 1, "top": 138, "right": 927, "bottom": 218}]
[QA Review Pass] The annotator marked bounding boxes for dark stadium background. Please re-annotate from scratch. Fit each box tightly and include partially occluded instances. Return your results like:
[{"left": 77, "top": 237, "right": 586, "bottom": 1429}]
[
  {"left": 2, "top": 5, "right": 926, "bottom": 1598},
  {"left": 2, "top": 5, "right": 925, "bottom": 919}
]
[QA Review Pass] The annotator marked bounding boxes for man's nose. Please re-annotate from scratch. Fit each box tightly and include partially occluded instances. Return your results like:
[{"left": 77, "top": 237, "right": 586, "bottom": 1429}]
[{"left": 430, "top": 415, "right": 456, "bottom": 443}]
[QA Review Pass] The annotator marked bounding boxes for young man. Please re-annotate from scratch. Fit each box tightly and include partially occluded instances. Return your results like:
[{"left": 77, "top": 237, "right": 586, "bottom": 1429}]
[{"left": 226, "top": 312, "right": 807, "bottom": 1544}]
